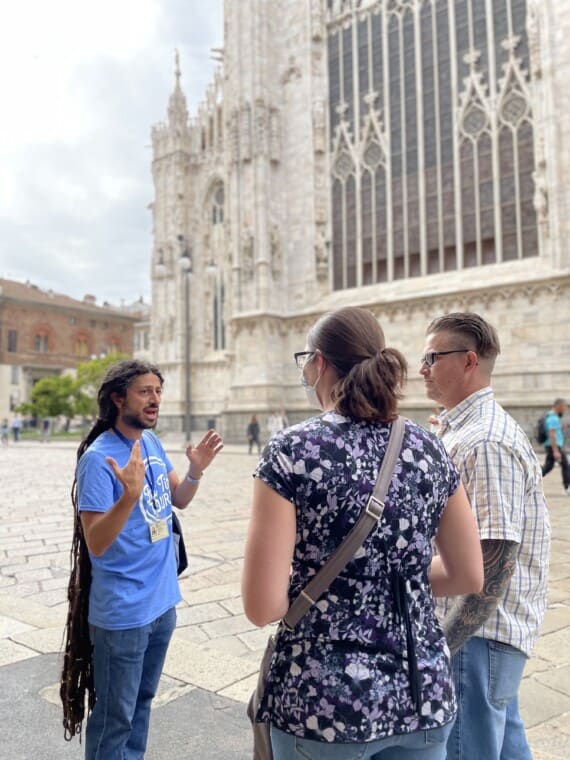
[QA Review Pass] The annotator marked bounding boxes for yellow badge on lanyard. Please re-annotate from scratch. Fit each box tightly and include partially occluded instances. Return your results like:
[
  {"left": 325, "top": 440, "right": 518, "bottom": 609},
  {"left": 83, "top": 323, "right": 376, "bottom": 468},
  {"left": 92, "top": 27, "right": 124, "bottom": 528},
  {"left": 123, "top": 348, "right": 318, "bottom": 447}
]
[{"left": 149, "top": 520, "right": 169, "bottom": 543}]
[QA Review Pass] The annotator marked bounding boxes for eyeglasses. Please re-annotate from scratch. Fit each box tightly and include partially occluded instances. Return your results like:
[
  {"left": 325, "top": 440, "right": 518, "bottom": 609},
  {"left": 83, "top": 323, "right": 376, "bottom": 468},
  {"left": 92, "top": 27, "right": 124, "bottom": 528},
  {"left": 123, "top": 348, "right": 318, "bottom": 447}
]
[
  {"left": 420, "top": 349, "right": 470, "bottom": 367},
  {"left": 294, "top": 351, "right": 315, "bottom": 370}
]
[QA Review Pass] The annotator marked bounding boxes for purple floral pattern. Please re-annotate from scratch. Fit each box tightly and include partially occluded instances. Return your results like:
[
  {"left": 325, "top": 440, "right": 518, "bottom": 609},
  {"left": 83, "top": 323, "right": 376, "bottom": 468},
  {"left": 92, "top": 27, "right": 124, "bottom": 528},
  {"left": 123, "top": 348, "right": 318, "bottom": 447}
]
[{"left": 254, "top": 412, "right": 460, "bottom": 743}]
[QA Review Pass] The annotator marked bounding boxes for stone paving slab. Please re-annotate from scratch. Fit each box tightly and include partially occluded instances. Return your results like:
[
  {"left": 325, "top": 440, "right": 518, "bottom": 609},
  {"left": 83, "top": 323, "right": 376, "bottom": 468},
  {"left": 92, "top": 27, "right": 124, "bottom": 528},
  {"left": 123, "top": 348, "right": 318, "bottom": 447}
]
[
  {"left": 163, "top": 637, "right": 258, "bottom": 693},
  {"left": 0, "top": 440, "right": 569, "bottom": 755},
  {"left": 0, "top": 653, "right": 251, "bottom": 760}
]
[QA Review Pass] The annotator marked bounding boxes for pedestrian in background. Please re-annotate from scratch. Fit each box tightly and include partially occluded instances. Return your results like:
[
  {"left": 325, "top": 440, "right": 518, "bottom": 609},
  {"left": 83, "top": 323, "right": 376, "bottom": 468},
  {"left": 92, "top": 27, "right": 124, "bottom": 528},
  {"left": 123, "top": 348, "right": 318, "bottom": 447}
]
[
  {"left": 541, "top": 398, "right": 570, "bottom": 495},
  {"left": 247, "top": 414, "right": 261, "bottom": 455},
  {"left": 40, "top": 417, "right": 51, "bottom": 443},
  {"left": 11, "top": 413, "right": 22, "bottom": 442},
  {"left": 1, "top": 418, "right": 9, "bottom": 445},
  {"left": 243, "top": 306, "right": 483, "bottom": 759},
  {"left": 60, "top": 359, "right": 223, "bottom": 758},
  {"left": 421, "top": 312, "right": 551, "bottom": 760}
]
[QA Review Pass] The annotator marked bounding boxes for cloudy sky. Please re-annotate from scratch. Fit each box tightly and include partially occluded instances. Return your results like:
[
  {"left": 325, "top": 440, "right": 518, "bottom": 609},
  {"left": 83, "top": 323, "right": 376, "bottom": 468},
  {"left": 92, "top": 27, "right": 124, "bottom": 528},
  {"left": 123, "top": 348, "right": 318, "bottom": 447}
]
[{"left": 0, "top": 0, "right": 223, "bottom": 307}]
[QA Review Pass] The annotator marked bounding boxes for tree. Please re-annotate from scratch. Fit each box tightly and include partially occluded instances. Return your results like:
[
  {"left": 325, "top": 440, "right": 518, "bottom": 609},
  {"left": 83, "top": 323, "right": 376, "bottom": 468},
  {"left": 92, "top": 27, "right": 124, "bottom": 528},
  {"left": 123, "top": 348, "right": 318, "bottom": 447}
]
[
  {"left": 75, "top": 354, "right": 128, "bottom": 418},
  {"left": 19, "top": 375, "right": 80, "bottom": 420}
]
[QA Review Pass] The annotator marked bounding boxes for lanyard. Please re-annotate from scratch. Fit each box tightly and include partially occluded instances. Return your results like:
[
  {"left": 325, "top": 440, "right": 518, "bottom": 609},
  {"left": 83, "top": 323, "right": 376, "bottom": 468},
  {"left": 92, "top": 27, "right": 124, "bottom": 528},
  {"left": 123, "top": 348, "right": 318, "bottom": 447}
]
[{"left": 112, "top": 427, "right": 158, "bottom": 510}]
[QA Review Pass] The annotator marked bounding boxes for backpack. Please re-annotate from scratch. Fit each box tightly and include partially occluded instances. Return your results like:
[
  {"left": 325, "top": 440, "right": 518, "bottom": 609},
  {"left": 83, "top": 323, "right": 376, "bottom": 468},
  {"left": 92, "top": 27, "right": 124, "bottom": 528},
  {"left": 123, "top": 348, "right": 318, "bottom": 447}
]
[{"left": 535, "top": 414, "right": 547, "bottom": 445}]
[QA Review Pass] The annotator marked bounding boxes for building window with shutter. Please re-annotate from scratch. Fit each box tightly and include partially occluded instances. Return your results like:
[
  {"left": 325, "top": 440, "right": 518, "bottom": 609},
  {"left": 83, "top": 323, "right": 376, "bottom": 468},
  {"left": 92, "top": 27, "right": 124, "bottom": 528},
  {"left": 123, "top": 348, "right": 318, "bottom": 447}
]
[{"left": 7, "top": 330, "right": 17, "bottom": 353}]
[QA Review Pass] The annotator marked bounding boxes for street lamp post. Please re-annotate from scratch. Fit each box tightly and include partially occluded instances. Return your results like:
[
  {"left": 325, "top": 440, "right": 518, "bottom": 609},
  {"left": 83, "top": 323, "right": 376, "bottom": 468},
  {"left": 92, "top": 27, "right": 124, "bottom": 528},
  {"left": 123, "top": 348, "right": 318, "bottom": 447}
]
[{"left": 178, "top": 235, "right": 192, "bottom": 441}]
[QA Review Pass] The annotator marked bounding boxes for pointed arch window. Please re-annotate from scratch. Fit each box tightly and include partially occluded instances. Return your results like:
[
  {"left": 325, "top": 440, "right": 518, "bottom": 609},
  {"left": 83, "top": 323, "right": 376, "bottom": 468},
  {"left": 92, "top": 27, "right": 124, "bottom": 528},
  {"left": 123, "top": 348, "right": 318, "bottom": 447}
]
[
  {"left": 326, "top": 0, "right": 538, "bottom": 290},
  {"left": 211, "top": 184, "right": 225, "bottom": 225}
]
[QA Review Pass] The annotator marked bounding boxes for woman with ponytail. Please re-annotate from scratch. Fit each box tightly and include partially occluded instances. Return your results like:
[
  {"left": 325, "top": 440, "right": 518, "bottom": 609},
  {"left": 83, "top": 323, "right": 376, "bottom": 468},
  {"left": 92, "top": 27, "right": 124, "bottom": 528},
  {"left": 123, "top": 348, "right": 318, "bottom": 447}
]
[{"left": 242, "top": 307, "right": 483, "bottom": 759}]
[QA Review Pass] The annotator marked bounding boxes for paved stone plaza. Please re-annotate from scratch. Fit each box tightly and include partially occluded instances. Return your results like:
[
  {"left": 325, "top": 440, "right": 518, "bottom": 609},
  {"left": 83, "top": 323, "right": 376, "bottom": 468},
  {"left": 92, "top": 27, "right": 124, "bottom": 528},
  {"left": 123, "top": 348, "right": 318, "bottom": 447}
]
[{"left": 0, "top": 440, "right": 569, "bottom": 758}]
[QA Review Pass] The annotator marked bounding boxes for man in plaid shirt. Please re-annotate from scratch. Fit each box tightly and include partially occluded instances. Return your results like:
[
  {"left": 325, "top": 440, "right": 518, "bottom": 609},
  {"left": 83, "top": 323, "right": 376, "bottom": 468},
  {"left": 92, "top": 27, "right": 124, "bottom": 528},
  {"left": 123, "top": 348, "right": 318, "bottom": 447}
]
[{"left": 421, "top": 312, "right": 550, "bottom": 760}]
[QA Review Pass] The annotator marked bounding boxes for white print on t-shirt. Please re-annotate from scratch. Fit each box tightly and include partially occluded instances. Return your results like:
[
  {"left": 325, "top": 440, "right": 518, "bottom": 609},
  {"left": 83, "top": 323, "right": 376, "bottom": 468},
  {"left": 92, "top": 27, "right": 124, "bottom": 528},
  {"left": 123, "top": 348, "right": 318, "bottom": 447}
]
[{"left": 138, "top": 454, "right": 172, "bottom": 523}]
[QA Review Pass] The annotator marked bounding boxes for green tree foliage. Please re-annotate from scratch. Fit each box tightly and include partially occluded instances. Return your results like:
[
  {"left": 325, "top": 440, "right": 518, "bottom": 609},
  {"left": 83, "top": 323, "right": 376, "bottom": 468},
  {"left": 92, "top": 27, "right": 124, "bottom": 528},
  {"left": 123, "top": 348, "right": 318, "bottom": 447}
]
[
  {"left": 75, "top": 354, "right": 128, "bottom": 417},
  {"left": 18, "top": 355, "right": 128, "bottom": 423},
  {"left": 19, "top": 375, "right": 81, "bottom": 419}
]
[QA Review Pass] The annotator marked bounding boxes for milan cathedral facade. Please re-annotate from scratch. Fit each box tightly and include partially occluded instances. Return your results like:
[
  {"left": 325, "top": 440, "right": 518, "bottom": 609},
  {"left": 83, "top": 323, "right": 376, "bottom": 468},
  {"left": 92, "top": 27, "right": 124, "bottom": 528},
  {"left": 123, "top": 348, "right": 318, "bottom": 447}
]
[{"left": 149, "top": 0, "right": 569, "bottom": 440}]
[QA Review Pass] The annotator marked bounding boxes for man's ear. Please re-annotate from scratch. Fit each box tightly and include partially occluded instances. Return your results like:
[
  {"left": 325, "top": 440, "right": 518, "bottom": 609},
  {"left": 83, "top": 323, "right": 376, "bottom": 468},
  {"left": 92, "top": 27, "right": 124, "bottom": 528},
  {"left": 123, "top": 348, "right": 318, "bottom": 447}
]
[
  {"left": 465, "top": 350, "right": 479, "bottom": 369},
  {"left": 110, "top": 391, "right": 124, "bottom": 411}
]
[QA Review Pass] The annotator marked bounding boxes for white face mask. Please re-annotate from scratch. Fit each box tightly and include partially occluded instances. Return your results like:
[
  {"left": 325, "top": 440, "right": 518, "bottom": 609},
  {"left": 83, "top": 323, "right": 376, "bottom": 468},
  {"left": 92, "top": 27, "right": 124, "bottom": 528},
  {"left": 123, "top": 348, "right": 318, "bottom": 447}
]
[{"left": 301, "top": 372, "right": 322, "bottom": 409}]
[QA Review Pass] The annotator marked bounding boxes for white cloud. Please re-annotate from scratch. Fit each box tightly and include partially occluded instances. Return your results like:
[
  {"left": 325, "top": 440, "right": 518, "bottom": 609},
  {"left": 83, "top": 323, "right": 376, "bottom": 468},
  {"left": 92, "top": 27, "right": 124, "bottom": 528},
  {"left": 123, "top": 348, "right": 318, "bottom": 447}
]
[{"left": 0, "top": 0, "right": 223, "bottom": 304}]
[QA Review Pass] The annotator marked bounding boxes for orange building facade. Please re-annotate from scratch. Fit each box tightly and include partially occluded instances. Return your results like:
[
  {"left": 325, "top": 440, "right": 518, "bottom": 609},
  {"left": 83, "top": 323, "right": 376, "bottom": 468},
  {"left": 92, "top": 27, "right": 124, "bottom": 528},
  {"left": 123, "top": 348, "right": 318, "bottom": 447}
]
[{"left": 0, "top": 278, "right": 136, "bottom": 418}]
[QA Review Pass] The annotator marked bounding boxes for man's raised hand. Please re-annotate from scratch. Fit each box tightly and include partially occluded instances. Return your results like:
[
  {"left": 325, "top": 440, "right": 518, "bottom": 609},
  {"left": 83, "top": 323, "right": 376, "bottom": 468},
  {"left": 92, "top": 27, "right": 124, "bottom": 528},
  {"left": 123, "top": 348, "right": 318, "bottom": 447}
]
[
  {"left": 106, "top": 440, "right": 146, "bottom": 500},
  {"left": 185, "top": 429, "right": 224, "bottom": 476}
]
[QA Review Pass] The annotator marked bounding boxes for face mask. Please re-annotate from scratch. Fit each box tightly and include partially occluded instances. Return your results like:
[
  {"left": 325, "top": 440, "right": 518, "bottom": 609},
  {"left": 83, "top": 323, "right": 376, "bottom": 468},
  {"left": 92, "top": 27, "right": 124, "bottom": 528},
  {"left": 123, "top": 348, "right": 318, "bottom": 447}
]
[{"left": 301, "top": 372, "right": 322, "bottom": 410}]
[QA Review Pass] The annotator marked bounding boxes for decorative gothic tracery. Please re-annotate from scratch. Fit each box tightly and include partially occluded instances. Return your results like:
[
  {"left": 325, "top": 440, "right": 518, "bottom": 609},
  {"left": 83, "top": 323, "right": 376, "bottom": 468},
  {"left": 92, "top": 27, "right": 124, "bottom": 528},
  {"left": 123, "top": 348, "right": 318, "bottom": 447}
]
[{"left": 327, "top": 0, "right": 538, "bottom": 290}]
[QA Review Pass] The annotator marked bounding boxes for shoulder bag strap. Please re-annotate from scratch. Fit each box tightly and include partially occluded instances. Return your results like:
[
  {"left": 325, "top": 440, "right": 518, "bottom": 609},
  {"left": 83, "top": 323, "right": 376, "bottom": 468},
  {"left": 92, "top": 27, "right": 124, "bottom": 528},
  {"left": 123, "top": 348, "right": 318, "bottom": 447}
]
[{"left": 282, "top": 415, "right": 406, "bottom": 630}]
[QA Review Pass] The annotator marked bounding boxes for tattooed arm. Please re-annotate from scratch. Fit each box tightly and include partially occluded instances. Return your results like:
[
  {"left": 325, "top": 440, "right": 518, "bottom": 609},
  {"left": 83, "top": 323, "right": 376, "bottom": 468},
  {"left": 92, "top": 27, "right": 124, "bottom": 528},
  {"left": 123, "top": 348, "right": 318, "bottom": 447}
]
[{"left": 442, "top": 539, "right": 518, "bottom": 656}]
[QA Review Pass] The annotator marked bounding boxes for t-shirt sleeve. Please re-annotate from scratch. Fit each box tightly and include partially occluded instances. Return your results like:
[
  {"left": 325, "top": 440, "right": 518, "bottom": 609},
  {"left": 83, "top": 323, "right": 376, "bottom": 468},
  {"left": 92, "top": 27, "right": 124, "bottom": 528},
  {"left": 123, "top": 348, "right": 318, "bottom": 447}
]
[
  {"left": 77, "top": 450, "right": 117, "bottom": 513},
  {"left": 254, "top": 433, "right": 297, "bottom": 503},
  {"left": 460, "top": 441, "right": 523, "bottom": 543},
  {"left": 443, "top": 450, "right": 461, "bottom": 498},
  {"left": 544, "top": 413, "right": 559, "bottom": 435}
]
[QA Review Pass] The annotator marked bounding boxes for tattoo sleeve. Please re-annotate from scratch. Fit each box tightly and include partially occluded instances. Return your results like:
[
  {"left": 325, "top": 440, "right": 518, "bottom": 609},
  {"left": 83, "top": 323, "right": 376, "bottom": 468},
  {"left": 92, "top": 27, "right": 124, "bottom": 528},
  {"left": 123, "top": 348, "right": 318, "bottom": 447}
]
[{"left": 442, "top": 539, "right": 518, "bottom": 656}]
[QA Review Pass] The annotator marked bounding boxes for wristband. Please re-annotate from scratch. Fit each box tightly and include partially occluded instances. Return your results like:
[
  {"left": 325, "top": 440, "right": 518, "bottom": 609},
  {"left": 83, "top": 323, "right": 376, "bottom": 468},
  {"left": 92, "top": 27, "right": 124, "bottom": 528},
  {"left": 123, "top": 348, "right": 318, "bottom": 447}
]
[{"left": 186, "top": 472, "right": 201, "bottom": 485}]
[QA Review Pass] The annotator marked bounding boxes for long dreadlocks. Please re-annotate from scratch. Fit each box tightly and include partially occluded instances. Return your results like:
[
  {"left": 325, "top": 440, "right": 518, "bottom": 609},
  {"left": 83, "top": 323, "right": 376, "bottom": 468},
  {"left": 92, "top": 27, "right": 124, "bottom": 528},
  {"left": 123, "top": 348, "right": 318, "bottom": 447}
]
[{"left": 60, "top": 359, "right": 164, "bottom": 741}]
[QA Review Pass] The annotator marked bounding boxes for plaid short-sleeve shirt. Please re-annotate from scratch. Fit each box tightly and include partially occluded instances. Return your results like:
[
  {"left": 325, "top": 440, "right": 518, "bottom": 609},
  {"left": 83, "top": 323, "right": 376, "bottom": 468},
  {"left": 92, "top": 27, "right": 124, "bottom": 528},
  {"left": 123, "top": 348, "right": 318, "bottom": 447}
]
[{"left": 436, "top": 388, "right": 551, "bottom": 656}]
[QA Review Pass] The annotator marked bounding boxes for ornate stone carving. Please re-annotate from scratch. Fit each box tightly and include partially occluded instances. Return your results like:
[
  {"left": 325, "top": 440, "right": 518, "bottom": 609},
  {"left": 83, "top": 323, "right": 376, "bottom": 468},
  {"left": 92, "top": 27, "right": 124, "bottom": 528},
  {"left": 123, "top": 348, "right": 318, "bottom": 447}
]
[
  {"left": 270, "top": 225, "right": 281, "bottom": 280},
  {"left": 312, "top": 99, "right": 326, "bottom": 154},
  {"left": 458, "top": 50, "right": 492, "bottom": 141},
  {"left": 533, "top": 164, "right": 549, "bottom": 236},
  {"left": 269, "top": 108, "right": 280, "bottom": 163},
  {"left": 241, "top": 227, "right": 254, "bottom": 278},
  {"left": 254, "top": 98, "right": 267, "bottom": 157},
  {"left": 315, "top": 226, "right": 329, "bottom": 280},
  {"left": 281, "top": 56, "right": 302, "bottom": 85},
  {"left": 311, "top": 0, "right": 324, "bottom": 41},
  {"left": 527, "top": 0, "right": 542, "bottom": 80},
  {"left": 230, "top": 107, "right": 240, "bottom": 164},
  {"left": 240, "top": 102, "right": 252, "bottom": 162}
]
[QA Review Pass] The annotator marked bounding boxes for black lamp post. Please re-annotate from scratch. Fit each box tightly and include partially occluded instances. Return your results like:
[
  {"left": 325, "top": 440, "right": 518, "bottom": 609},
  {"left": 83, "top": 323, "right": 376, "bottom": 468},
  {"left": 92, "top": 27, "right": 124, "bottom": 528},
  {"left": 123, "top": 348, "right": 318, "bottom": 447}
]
[{"left": 178, "top": 235, "right": 192, "bottom": 441}]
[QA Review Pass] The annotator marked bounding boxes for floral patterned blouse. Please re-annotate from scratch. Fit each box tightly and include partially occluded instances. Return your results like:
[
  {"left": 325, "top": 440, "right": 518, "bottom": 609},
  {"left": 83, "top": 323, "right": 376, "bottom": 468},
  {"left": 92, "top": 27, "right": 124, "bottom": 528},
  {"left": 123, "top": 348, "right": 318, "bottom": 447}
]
[{"left": 254, "top": 412, "right": 460, "bottom": 744}]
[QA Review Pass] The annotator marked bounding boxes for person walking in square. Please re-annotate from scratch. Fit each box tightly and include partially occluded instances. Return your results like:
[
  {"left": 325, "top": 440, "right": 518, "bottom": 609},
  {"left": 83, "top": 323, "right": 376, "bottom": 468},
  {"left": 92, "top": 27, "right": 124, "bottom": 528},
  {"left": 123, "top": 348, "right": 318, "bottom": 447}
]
[
  {"left": 11, "top": 412, "right": 22, "bottom": 442},
  {"left": 247, "top": 414, "right": 261, "bottom": 455},
  {"left": 1, "top": 418, "right": 9, "bottom": 446},
  {"left": 541, "top": 398, "right": 570, "bottom": 495},
  {"left": 421, "top": 312, "right": 551, "bottom": 760},
  {"left": 60, "top": 359, "right": 223, "bottom": 758}
]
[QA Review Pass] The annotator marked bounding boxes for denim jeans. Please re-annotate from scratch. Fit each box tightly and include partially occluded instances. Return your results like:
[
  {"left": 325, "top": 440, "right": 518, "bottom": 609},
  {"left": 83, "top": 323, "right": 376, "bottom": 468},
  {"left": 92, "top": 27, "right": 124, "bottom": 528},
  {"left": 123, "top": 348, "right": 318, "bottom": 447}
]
[
  {"left": 446, "top": 636, "right": 531, "bottom": 760},
  {"left": 542, "top": 446, "right": 570, "bottom": 489},
  {"left": 86, "top": 607, "right": 176, "bottom": 760},
  {"left": 271, "top": 721, "right": 454, "bottom": 759}
]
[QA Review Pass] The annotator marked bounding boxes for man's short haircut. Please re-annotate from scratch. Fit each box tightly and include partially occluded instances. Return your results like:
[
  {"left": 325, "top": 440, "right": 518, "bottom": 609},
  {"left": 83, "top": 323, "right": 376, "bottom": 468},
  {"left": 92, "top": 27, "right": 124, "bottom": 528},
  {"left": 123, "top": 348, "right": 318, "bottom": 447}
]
[
  {"left": 553, "top": 398, "right": 566, "bottom": 407},
  {"left": 426, "top": 312, "right": 501, "bottom": 362}
]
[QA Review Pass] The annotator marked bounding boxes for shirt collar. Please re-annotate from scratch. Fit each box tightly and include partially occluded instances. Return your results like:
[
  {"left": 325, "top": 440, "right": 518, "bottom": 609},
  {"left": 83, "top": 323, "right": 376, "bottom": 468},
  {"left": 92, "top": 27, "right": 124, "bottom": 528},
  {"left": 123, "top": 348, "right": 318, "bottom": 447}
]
[{"left": 439, "top": 387, "right": 494, "bottom": 433}]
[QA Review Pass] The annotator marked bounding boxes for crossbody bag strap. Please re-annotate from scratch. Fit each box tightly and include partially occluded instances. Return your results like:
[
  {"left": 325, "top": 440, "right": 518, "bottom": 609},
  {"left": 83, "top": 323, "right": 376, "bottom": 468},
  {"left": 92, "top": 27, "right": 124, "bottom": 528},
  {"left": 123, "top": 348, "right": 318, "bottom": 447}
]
[{"left": 282, "top": 415, "right": 406, "bottom": 630}]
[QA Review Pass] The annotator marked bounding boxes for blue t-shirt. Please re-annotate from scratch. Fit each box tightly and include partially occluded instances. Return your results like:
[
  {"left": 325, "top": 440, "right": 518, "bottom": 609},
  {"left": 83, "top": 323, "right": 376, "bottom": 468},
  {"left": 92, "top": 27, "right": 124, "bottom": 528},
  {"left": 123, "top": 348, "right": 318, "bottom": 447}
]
[
  {"left": 77, "top": 429, "right": 181, "bottom": 629},
  {"left": 254, "top": 412, "right": 460, "bottom": 743},
  {"left": 544, "top": 411, "right": 564, "bottom": 448}
]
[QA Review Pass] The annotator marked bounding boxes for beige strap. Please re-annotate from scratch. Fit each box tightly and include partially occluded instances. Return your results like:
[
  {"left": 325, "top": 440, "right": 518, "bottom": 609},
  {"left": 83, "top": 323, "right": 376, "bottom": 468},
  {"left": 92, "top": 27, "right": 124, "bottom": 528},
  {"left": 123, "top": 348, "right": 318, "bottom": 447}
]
[{"left": 282, "top": 416, "right": 405, "bottom": 630}]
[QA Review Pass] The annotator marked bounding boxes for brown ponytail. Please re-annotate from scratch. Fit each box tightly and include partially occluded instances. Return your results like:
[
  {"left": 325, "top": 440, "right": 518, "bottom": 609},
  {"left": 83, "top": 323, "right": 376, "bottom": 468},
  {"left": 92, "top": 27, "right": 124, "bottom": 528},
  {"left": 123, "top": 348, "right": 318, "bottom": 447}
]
[
  {"left": 307, "top": 307, "right": 407, "bottom": 423},
  {"left": 333, "top": 348, "right": 407, "bottom": 422}
]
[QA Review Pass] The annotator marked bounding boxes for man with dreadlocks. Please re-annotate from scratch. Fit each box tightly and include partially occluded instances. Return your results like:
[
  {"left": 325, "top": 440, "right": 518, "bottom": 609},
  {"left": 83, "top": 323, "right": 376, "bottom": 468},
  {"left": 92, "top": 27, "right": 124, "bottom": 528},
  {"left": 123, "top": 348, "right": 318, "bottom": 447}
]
[{"left": 60, "top": 359, "right": 223, "bottom": 759}]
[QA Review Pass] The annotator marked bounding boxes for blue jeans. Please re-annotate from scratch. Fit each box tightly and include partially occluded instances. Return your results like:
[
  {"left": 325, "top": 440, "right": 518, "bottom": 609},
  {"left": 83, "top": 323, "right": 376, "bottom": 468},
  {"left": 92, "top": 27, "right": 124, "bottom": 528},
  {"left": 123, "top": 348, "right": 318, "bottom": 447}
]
[
  {"left": 86, "top": 607, "right": 176, "bottom": 760},
  {"left": 446, "top": 636, "right": 531, "bottom": 760},
  {"left": 271, "top": 722, "right": 454, "bottom": 759}
]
